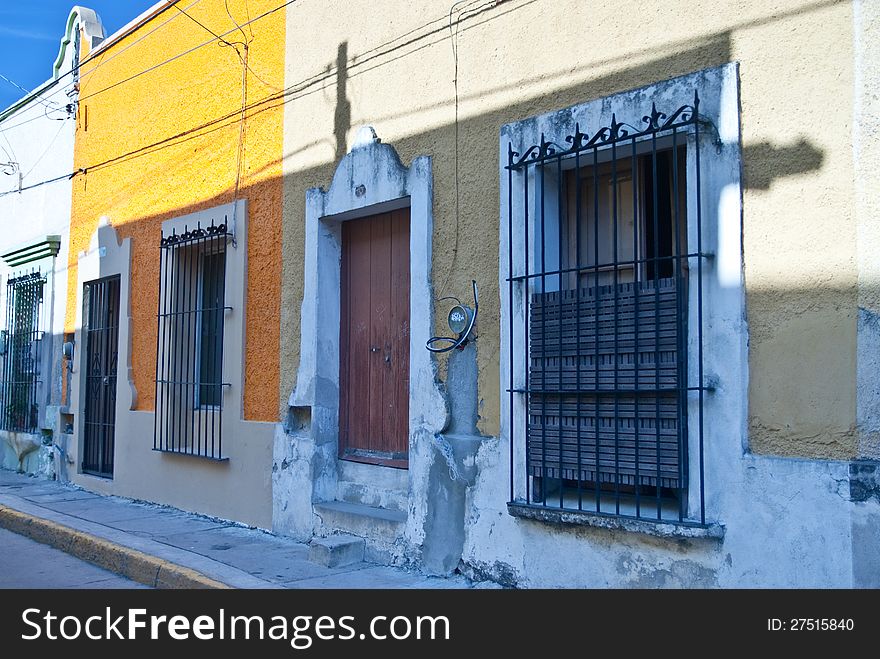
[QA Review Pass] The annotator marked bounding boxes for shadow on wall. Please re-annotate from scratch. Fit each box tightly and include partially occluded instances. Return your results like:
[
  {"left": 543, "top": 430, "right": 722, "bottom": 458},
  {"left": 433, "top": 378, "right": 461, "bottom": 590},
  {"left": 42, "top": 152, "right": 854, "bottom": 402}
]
[
  {"left": 742, "top": 138, "right": 825, "bottom": 190},
  {"left": 334, "top": 41, "right": 351, "bottom": 162},
  {"left": 62, "top": 12, "right": 832, "bottom": 447},
  {"left": 277, "top": 25, "right": 832, "bottom": 438}
]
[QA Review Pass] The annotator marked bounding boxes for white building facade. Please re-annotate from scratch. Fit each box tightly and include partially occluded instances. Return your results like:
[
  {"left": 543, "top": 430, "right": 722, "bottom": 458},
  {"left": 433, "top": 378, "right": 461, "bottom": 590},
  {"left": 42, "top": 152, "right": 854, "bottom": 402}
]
[{"left": 0, "top": 7, "right": 104, "bottom": 476}]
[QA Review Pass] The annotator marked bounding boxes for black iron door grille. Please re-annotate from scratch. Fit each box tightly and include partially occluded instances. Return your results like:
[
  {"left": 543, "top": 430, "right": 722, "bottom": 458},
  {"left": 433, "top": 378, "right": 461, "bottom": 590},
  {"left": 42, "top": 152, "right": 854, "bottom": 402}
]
[
  {"left": 82, "top": 275, "right": 120, "bottom": 478},
  {"left": 0, "top": 271, "right": 45, "bottom": 433},
  {"left": 153, "top": 220, "right": 231, "bottom": 460},
  {"left": 506, "top": 92, "right": 709, "bottom": 525}
]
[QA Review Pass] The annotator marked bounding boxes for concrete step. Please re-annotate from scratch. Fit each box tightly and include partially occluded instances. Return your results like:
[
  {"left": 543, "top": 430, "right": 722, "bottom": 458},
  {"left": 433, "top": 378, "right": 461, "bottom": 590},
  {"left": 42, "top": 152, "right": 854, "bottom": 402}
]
[
  {"left": 336, "top": 481, "right": 408, "bottom": 513},
  {"left": 308, "top": 534, "right": 365, "bottom": 568},
  {"left": 314, "top": 501, "right": 407, "bottom": 564},
  {"left": 336, "top": 460, "right": 408, "bottom": 513}
]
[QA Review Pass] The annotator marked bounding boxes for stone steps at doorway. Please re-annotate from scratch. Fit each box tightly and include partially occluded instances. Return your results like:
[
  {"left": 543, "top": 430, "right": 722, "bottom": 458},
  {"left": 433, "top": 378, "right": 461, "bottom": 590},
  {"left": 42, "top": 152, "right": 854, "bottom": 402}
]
[
  {"left": 308, "top": 533, "right": 365, "bottom": 568},
  {"left": 313, "top": 500, "right": 407, "bottom": 565},
  {"left": 336, "top": 459, "right": 408, "bottom": 513}
]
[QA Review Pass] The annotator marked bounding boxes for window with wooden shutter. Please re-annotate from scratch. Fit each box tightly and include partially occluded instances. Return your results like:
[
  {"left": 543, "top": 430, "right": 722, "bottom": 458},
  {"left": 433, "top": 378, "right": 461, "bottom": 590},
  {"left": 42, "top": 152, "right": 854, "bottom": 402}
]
[
  {"left": 529, "top": 149, "right": 687, "bottom": 495},
  {"left": 506, "top": 94, "right": 710, "bottom": 523}
]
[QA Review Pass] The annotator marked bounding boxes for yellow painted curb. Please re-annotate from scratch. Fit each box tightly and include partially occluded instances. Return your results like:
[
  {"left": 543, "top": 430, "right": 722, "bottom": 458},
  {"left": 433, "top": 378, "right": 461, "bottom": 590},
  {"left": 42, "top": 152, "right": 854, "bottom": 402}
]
[{"left": 0, "top": 504, "right": 230, "bottom": 589}]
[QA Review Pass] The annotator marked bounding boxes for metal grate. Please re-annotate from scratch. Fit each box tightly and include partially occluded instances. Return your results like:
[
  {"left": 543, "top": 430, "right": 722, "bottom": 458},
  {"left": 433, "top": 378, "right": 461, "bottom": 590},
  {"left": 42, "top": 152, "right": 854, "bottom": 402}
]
[
  {"left": 506, "top": 92, "right": 708, "bottom": 524},
  {"left": 0, "top": 271, "right": 44, "bottom": 433},
  {"left": 82, "top": 275, "right": 120, "bottom": 477},
  {"left": 153, "top": 220, "right": 231, "bottom": 459}
]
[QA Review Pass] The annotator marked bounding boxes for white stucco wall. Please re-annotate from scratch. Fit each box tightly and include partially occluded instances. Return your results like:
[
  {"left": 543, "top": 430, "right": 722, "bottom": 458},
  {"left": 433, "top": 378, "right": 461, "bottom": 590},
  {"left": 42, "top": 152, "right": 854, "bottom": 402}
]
[{"left": 0, "top": 7, "right": 104, "bottom": 474}]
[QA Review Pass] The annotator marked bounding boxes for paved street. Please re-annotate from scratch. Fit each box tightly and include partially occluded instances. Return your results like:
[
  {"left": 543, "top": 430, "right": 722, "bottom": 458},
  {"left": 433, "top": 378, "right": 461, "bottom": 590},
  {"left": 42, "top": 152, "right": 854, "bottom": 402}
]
[
  {"left": 0, "top": 528, "right": 149, "bottom": 589},
  {"left": 0, "top": 470, "right": 480, "bottom": 588}
]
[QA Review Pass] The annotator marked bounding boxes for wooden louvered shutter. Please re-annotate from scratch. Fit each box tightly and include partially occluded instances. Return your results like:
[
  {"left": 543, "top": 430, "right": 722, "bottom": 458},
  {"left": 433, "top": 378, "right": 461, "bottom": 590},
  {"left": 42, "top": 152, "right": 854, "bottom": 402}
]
[{"left": 527, "top": 277, "right": 682, "bottom": 490}]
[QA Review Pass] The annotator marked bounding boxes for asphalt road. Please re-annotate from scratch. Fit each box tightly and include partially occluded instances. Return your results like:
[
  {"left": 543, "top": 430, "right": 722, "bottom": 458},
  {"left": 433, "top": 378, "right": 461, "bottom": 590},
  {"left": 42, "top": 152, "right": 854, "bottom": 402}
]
[{"left": 0, "top": 528, "right": 149, "bottom": 589}]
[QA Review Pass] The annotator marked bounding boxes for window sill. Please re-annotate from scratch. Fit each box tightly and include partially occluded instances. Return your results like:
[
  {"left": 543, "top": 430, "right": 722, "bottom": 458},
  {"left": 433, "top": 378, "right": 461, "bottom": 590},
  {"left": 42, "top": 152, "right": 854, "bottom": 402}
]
[
  {"left": 152, "top": 448, "right": 229, "bottom": 462},
  {"left": 507, "top": 502, "right": 724, "bottom": 540}
]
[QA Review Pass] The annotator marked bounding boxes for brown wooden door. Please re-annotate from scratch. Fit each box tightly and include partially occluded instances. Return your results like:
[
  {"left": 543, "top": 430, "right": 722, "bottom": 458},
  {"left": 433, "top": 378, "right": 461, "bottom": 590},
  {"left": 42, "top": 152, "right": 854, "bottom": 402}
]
[{"left": 339, "top": 208, "right": 410, "bottom": 467}]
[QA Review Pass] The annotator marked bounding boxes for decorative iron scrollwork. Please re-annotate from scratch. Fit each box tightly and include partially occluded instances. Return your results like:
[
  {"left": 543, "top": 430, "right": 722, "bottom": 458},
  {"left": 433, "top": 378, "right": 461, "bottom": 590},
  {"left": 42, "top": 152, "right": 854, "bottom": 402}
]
[
  {"left": 160, "top": 221, "right": 229, "bottom": 247},
  {"left": 507, "top": 90, "right": 699, "bottom": 170}
]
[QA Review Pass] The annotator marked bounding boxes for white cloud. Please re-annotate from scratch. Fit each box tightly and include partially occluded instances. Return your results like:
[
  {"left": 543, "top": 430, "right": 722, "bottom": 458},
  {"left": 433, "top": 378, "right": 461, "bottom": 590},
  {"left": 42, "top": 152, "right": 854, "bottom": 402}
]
[{"left": 0, "top": 26, "right": 55, "bottom": 42}]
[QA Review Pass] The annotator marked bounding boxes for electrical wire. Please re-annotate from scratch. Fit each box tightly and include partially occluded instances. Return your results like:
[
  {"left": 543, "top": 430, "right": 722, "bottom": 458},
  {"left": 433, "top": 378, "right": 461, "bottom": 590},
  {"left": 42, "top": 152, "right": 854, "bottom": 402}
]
[
  {"left": 172, "top": 1, "right": 244, "bottom": 50},
  {"left": 0, "top": 71, "right": 82, "bottom": 133},
  {"left": 21, "top": 119, "right": 68, "bottom": 180},
  {"left": 0, "top": 0, "right": 294, "bottom": 127},
  {"left": 0, "top": 72, "right": 63, "bottom": 112},
  {"left": 435, "top": 0, "right": 493, "bottom": 297},
  {"left": 171, "top": 0, "right": 281, "bottom": 92},
  {"left": 225, "top": 0, "right": 251, "bottom": 44},
  {"left": 0, "top": 126, "right": 18, "bottom": 172},
  {"left": 77, "top": 0, "right": 296, "bottom": 104},
  {"left": 230, "top": 29, "right": 250, "bottom": 246},
  {"left": 5, "top": 0, "right": 509, "bottom": 197},
  {"left": 426, "top": 280, "right": 479, "bottom": 353},
  {"left": 0, "top": 172, "right": 72, "bottom": 199},
  {"left": 82, "top": 0, "right": 206, "bottom": 81}
]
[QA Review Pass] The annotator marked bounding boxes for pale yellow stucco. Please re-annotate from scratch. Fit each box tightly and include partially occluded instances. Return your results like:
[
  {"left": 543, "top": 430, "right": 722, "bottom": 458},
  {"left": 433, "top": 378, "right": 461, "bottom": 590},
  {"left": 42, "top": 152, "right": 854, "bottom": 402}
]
[{"left": 279, "top": 0, "right": 861, "bottom": 458}]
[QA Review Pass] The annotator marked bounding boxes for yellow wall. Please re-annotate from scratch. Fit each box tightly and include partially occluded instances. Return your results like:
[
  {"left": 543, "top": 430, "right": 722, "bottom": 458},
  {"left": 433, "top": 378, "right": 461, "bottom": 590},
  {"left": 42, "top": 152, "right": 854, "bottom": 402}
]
[
  {"left": 68, "top": 0, "right": 284, "bottom": 421},
  {"left": 280, "top": 0, "right": 860, "bottom": 458}
]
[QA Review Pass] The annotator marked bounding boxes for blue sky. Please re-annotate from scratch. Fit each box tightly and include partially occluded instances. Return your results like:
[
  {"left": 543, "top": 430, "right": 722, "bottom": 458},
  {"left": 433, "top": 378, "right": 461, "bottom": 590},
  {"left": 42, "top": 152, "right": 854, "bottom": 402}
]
[{"left": 0, "top": 1, "right": 161, "bottom": 109}]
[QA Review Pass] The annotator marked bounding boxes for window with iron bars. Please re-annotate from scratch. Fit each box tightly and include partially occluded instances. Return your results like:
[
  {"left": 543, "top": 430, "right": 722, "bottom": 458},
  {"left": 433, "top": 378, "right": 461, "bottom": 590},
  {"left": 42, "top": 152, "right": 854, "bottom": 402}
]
[
  {"left": 506, "top": 92, "right": 708, "bottom": 525},
  {"left": 0, "top": 272, "right": 44, "bottom": 433},
  {"left": 153, "top": 221, "right": 230, "bottom": 459}
]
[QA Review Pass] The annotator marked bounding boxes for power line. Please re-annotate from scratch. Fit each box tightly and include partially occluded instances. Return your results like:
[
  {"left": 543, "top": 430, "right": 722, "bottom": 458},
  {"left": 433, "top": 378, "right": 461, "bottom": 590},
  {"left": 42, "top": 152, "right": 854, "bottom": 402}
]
[
  {"left": 0, "top": 90, "right": 75, "bottom": 133},
  {"left": 0, "top": 172, "right": 72, "bottom": 199},
  {"left": 77, "top": 0, "right": 296, "bottom": 104},
  {"left": 8, "top": 0, "right": 509, "bottom": 194},
  {"left": 0, "top": 72, "right": 34, "bottom": 97},
  {"left": 82, "top": 0, "right": 205, "bottom": 80},
  {"left": 0, "top": 0, "right": 288, "bottom": 125},
  {"left": 437, "top": 0, "right": 491, "bottom": 296},
  {"left": 169, "top": 0, "right": 282, "bottom": 92},
  {"left": 171, "top": 1, "right": 244, "bottom": 50},
  {"left": 0, "top": 72, "right": 63, "bottom": 112}
]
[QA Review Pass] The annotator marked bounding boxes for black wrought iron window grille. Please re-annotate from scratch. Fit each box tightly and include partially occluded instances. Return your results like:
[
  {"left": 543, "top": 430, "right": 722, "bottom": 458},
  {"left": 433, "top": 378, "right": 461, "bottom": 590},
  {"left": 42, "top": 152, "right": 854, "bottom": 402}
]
[
  {"left": 506, "top": 91, "right": 709, "bottom": 525},
  {"left": 0, "top": 271, "right": 45, "bottom": 433},
  {"left": 153, "top": 220, "right": 231, "bottom": 459}
]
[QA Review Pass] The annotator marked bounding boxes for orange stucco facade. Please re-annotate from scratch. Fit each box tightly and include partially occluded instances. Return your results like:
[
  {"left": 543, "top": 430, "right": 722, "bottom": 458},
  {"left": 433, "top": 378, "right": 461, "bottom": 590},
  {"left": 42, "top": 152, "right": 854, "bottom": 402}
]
[{"left": 66, "top": 1, "right": 284, "bottom": 421}]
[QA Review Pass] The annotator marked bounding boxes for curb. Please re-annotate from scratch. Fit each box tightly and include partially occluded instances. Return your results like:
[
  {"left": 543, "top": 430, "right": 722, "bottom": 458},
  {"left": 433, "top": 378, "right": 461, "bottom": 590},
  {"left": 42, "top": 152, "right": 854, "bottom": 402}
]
[{"left": 0, "top": 504, "right": 230, "bottom": 589}]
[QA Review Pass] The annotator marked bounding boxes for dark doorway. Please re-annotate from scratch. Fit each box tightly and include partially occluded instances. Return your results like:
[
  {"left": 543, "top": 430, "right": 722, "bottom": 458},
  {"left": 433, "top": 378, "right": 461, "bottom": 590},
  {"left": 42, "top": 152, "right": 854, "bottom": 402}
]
[{"left": 81, "top": 275, "right": 120, "bottom": 478}]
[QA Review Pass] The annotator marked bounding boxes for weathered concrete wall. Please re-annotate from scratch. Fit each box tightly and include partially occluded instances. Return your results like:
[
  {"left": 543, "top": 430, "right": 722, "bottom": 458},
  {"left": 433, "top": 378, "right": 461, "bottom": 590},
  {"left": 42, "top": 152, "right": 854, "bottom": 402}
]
[
  {"left": 855, "top": 0, "right": 880, "bottom": 459},
  {"left": 275, "top": 129, "right": 450, "bottom": 560},
  {"left": 463, "top": 447, "right": 878, "bottom": 587},
  {"left": 280, "top": 0, "right": 860, "bottom": 458}
]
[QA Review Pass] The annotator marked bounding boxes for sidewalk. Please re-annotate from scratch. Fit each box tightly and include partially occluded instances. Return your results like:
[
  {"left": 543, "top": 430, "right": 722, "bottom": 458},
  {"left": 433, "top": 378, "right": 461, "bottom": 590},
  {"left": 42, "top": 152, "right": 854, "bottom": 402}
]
[{"left": 0, "top": 469, "right": 480, "bottom": 589}]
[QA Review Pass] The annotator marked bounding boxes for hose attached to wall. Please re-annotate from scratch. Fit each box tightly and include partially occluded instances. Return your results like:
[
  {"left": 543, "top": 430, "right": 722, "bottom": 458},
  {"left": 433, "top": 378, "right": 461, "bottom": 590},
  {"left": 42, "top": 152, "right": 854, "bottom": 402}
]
[{"left": 426, "top": 280, "right": 478, "bottom": 353}]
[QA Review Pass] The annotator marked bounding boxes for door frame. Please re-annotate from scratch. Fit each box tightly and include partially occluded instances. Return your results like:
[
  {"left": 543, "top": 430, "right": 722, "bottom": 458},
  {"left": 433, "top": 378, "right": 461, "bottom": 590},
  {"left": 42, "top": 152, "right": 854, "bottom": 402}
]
[
  {"left": 289, "top": 126, "right": 447, "bottom": 524},
  {"left": 80, "top": 274, "right": 120, "bottom": 478},
  {"left": 70, "top": 219, "right": 136, "bottom": 484}
]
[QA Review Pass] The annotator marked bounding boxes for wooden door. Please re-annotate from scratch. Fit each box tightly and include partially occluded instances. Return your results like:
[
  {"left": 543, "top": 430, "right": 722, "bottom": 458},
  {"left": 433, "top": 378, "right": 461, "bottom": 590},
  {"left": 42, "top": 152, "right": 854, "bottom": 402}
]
[{"left": 339, "top": 209, "right": 410, "bottom": 467}]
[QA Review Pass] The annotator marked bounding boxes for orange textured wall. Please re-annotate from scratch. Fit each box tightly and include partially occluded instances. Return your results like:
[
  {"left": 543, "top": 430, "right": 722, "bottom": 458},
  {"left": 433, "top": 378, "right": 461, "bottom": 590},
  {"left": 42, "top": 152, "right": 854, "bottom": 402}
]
[{"left": 66, "top": 1, "right": 283, "bottom": 421}]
